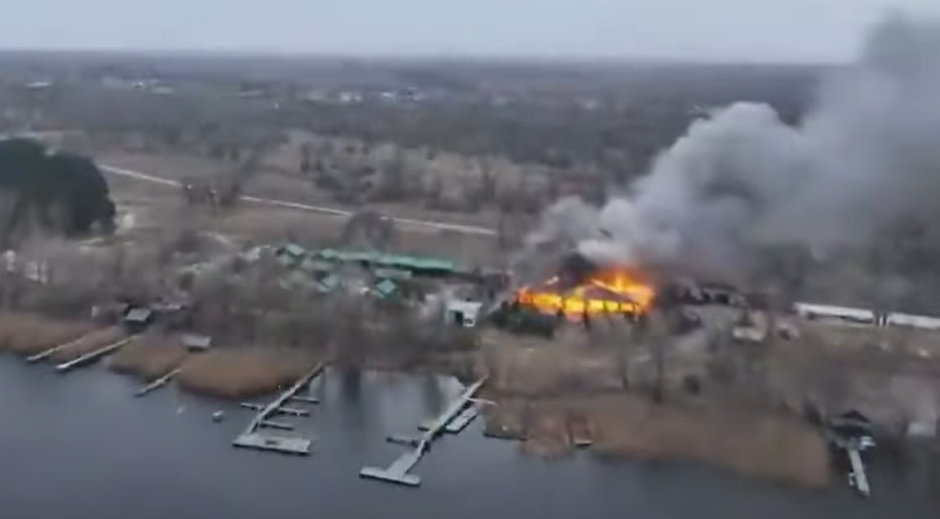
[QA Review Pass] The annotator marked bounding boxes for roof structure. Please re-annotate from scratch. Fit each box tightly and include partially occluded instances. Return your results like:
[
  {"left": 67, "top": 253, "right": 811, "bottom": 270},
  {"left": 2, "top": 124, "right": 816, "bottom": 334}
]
[
  {"left": 282, "top": 243, "right": 307, "bottom": 257},
  {"left": 300, "top": 257, "right": 334, "bottom": 274},
  {"left": 124, "top": 308, "right": 153, "bottom": 324},
  {"left": 372, "top": 267, "right": 413, "bottom": 280},
  {"left": 314, "top": 248, "right": 459, "bottom": 274},
  {"left": 316, "top": 275, "right": 341, "bottom": 294},
  {"left": 794, "top": 303, "right": 876, "bottom": 323},
  {"left": 374, "top": 279, "right": 398, "bottom": 298}
]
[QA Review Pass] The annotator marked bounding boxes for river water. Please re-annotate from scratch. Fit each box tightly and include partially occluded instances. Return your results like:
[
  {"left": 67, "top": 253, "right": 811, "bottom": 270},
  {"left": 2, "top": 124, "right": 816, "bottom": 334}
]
[{"left": 0, "top": 357, "right": 935, "bottom": 519}]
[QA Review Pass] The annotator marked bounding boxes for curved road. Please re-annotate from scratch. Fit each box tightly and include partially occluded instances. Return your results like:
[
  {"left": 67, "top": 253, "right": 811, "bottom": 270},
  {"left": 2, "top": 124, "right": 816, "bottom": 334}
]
[
  {"left": 100, "top": 165, "right": 498, "bottom": 238},
  {"left": 2, "top": 132, "right": 497, "bottom": 237}
]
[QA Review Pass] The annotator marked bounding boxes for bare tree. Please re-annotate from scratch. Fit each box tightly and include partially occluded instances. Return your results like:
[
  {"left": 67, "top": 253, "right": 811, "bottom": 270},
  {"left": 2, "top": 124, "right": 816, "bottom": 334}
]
[{"left": 341, "top": 209, "right": 397, "bottom": 250}]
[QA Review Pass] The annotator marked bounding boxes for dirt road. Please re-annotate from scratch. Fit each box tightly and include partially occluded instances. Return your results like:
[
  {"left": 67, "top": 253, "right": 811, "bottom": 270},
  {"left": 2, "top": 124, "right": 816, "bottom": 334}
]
[{"left": 99, "top": 164, "right": 499, "bottom": 238}]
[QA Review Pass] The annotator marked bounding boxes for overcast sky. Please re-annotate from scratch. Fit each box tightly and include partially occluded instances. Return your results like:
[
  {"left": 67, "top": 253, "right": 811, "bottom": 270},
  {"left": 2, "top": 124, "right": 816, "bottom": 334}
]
[{"left": 1, "top": 0, "right": 937, "bottom": 62}]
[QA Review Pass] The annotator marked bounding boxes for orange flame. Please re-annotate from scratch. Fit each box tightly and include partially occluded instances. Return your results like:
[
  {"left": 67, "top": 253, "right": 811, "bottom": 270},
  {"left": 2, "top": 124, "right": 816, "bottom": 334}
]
[{"left": 515, "top": 267, "right": 655, "bottom": 319}]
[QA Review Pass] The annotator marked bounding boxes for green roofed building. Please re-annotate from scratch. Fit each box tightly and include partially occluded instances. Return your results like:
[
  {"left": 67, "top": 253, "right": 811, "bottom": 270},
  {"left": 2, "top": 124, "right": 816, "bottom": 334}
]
[
  {"left": 373, "top": 279, "right": 398, "bottom": 299},
  {"left": 316, "top": 274, "right": 341, "bottom": 294},
  {"left": 372, "top": 267, "right": 412, "bottom": 280},
  {"left": 276, "top": 243, "right": 307, "bottom": 267},
  {"left": 313, "top": 248, "right": 459, "bottom": 276},
  {"left": 300, "top": 257, "right": 335, "bottom": 274}
]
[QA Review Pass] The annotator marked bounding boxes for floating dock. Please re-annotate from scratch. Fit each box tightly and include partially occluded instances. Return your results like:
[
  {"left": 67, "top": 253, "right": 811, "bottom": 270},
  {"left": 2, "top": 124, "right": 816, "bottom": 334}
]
[
  {"left": 360, "top": 378, "right": 486, "bottom": 487},
  {"left": 258, "top": 420, "right": 295, "bottom": 431},
  {"left": 232, "top": 433, "right": 311, "bottom": 455},
  {"left": 232, "top": 363, "right": 323, "bottom": 456},
  {"left": 135, "top": 368, "right": 182, "bottom": 397},
  {"left": 418, "top": 405, "right": 480, "bottom": 434},
  {"left": 55, "top": 336, "right": 136, "bottom": 373},
  {"left": 444, "top": 405, "right": 480, "bottom": 433},
  {"left": 239, "top": 402, "right": 310, "bottom": 416}
]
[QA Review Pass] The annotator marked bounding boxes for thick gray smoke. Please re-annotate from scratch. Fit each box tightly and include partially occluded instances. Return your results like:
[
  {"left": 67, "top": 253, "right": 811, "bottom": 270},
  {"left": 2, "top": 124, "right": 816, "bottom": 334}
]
[{"left": 526, "top": 13, "right": 940, "bottom": 286}]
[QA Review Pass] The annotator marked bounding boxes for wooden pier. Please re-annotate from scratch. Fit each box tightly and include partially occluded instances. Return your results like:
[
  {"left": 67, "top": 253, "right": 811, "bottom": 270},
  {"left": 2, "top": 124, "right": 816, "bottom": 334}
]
[
  {"left": 135, "top": 368, "right": 182, "bottom": 397},
  {"left": 232, "top": 433, "right": 311, "bottom": 455},
  {"left": 847, "top": 446, "right": 871, "bottom": 497},
  {"left": 289, "top": 395, "right": 320, "bottom": 404},
  {"left": 232, "top": 363, "right": 323, "bottom": 456},
  {"left": 55, "top": 336, "right": 137, "bottom": 373},
  {"left": 27, "top": 332, "right": 100, "bottom": 363},
  {"left": 258, "top": 420, "right": 295, "bottom": 431},
  {"left": 360, "top": 378, "right": 486, "bottom": 487}
]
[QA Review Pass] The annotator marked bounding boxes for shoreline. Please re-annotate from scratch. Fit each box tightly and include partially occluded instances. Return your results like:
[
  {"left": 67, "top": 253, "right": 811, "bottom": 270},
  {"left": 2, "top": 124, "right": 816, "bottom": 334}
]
[{"left": 0, "top": 311, "right": 832, "bottom": 490}]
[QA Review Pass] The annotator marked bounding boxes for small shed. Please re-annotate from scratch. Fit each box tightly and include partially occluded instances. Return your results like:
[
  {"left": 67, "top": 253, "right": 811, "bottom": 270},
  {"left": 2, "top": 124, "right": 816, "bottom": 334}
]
[
  {"left": 445, "top": 300, "right": 483, "bottom": 328},
  {"left": 123, "top": 308, "right": 153, "bottom": 332},
  {"left": 181, "top": 333, "right": 212, "bottom": 352}
]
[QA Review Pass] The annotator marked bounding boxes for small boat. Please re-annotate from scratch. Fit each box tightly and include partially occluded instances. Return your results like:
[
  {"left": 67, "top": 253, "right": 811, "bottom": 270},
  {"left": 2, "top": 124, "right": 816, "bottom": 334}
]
[{"left": 212, "top": 410, "right": 225, "bottom": 422}]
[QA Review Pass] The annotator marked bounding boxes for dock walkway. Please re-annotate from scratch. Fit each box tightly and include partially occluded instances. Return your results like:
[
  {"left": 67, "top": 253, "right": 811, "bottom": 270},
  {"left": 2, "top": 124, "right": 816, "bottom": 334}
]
[
  {"left": 135, "top": 368, "right": 182, "bottom": 397},
  {"left": 232, "top": 363, "right": 323, "bottom": 455},
  {"left": 360, "top": 378, "right": 486, "bottom": 487},
  {"left": 55, "top": 336, "right": 137, "bottom": 372},
  {"left": 27, "top": 332, "right": 102, "bottom": 363}
]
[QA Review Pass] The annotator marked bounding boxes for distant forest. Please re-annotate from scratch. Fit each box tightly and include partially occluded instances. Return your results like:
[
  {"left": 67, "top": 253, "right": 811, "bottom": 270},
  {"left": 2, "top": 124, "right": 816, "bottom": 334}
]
[{"left": 0, "top": 138, "right": 114, "bottom": 248}]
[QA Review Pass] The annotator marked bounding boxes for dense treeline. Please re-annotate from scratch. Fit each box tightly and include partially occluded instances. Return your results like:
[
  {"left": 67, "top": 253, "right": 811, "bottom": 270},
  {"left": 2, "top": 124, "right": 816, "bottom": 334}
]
[
  {"left": 0, "top": 138, "right": 115, "bottom": 247},
  {"left": 289, "top": 64, "right": 818, "bottom": 182}
]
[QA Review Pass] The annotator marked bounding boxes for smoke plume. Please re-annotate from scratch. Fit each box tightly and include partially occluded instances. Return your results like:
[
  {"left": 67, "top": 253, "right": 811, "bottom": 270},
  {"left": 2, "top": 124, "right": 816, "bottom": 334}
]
[{"left": 527, "top": 13, "right": 940, "bottom": 287}]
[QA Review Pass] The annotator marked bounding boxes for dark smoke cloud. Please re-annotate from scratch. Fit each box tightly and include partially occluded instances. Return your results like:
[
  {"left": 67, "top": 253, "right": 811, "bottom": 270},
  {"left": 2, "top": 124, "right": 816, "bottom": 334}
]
[{"left": 526, "top": 13, "right": 940, "bottom": 286}]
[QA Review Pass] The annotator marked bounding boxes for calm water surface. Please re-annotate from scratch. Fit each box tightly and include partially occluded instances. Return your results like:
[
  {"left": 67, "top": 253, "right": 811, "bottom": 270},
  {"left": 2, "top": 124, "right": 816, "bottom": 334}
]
[{"left": 0, "top": 357, "right": 935, "bottom": 519}]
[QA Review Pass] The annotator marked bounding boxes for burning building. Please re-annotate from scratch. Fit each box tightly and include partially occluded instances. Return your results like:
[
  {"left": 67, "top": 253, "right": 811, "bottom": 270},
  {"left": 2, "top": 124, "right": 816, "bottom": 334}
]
[{"left": 514, "top": 254, "right": 656, "bottom": 320}]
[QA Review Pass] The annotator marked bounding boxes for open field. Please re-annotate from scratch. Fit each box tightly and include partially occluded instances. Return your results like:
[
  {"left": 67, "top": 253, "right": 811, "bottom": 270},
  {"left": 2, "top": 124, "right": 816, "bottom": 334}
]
[
  {"left": 97, "top": 149, "right": 502, "bottom": 229},
  {"left": 98, "top": 150, "right": 504, "bottom": 266}
]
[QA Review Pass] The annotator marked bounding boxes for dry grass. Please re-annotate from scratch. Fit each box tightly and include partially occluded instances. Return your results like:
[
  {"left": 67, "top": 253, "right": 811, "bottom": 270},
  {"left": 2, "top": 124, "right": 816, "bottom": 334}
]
[
  {"left": 522, "top": 405, "right": 572, "bottom": 458},
  {"left": 482, "top": 398, "right": 528, "bottom": 440},
  {"left": 485, "top": 395, "right": 830, "bottom": 488},
  {"left": 108, "top": 335, "right": 190, "bottom": 381},
  {"left": 0, "top": 313, "right": 97, "bottom": 356},
  {"left": 177, "top": 348, "right": 318, "bottom": 399},
  {"left": 481, "top": 332, "right": 625, "bottom": 396},
  {"left": 46, "top": 327, "right": 126, "bottom": 362},
  {"left": 587, "top": 395, "right": 831, "bottom": 487}
]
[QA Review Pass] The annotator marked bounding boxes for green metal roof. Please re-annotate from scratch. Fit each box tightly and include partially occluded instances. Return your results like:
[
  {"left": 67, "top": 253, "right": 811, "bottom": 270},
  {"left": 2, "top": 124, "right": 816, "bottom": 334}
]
[
  {"left": 282, "top": 243, "right": 307, "bottom": 257},
  {"left": 316, "top": 274, "right": 341, "bottom": 293},
  {"left": 300, "top": 257, "right": 334, "bottom": 273},
  {"left": 374, "top": 279, "right": 398, "bottom": 298},
  {"left": 372, "top": 267, "right": 413, "bottom": 280},
  {"left": 314, "top": 249, "right": 458, "bottom": 273}
]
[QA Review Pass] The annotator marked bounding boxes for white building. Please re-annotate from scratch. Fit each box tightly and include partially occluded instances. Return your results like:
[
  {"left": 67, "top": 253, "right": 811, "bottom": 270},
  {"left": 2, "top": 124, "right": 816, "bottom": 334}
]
[
  {"left": 444, "top": 300, "right": 483, "bottom": 328},
  {"left": 793, "top": 302, "right": 876, "bottom": 326},
  {"left": 886, "top": 312, "right": 940, "bottom": 331}
]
